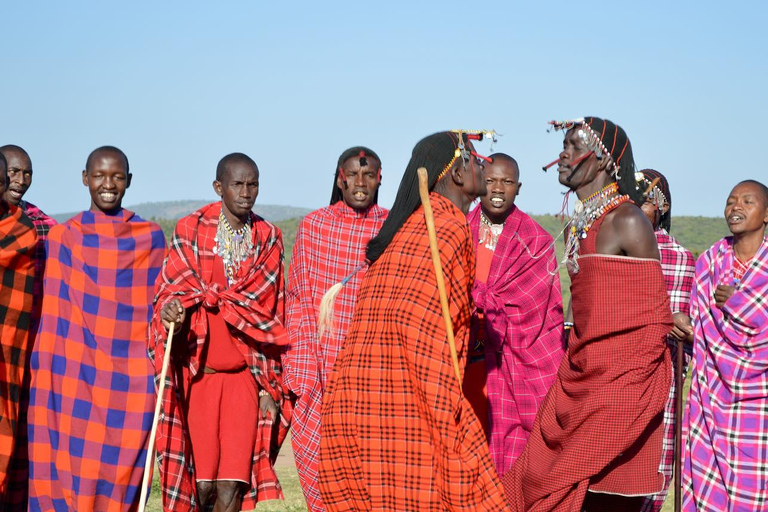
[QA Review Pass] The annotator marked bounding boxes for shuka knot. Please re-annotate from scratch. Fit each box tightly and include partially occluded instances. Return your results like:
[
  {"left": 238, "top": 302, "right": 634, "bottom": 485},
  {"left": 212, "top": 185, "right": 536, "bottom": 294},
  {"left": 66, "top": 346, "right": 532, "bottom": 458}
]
[{"left": 202, "top": 284, "right": 222, "bottom": 310}]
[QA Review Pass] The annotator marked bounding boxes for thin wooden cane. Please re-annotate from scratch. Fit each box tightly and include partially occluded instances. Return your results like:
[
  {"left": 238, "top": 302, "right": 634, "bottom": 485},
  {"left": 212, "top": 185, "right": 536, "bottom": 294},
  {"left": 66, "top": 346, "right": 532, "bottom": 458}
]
[
  {"left": 417, "top": 167, "right": 462, "bottom": 384},
  {"left": 674, "top": 338, "right": 684, "bottom": 512},
  {"left": 138, "top": 321, "right": 176, "bottom": 512}
]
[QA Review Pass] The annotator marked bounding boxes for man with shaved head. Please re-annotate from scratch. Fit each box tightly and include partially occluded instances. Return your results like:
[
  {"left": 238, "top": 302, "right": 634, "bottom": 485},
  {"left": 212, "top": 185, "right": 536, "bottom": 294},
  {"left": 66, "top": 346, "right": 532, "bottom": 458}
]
[
  {"left": 27, "top": 146, "right": 167, "bottom": 511},
  {"left": 0, "top": 144, "right": 57, "bottom": 511},
  {"left": 464, "top": 153, "right": 565, "bottom": 475},
  {"left": 682, "top": 180, "right": 768, "bottom": 511},
  {"left": 152, "top": 153, "right": 292, "bottom": 512}
]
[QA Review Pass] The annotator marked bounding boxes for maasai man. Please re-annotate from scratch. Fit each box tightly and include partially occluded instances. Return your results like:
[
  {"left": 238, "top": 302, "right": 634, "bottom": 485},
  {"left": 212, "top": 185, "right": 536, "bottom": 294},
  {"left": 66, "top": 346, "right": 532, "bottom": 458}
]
[
  {"left": 152, "top": 153, "right": 291, "bottom": 512},
  {"left": 318, "top": 131, "right": 508, "bottom": 510},
  {"left": 636, "top": 168, "right": 695, "bottom": 512},
  {"left": 682, "top": 180, "right": 768, "bottom": 511},
  {"left": 284, "top": 146, "right": 388, "bottom": 511},
  {"left": 27, "top": 146, "right": 166, "bottom": 511},
  {"left": 503, "top": 117, "right": 672, "bottom": 512},
  {"left": 0, "top": 152, "right": 37, "bottom": 504},
  {"left": 0, "top": 144, "right": 58, "bottom": 511},
  {"left": 465, "top": 153, "right": 565, "bottom": 475}
]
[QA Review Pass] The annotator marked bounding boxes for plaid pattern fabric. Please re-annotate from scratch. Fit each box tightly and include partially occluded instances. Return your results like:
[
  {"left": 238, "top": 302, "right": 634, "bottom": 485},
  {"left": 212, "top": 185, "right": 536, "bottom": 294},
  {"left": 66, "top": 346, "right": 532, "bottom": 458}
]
[
  {"left": 27, "top": 209, "right": 166, "bottom": 511},
  {"left": 318, "top": 193, "right": 508, "bottom": 511},
  {"left": 467, "top": 205, "right": 565, "bottom": 476},
  {"left": 682, "top": 237, "right": 768, "bottom": 511},
  {"left": 284, "top": 201, "right": 386, "bottom": 512},
  {"left": 0, "top": 205, "right": 36, "bottom": 502},
  {"left": 150, "top": 202, "right": 291, "bottom": 511},
  {"left": 640, "top": 229, "right": 695, "bottom": 512},
  {"left": 503, "top": 250, "right": 673, "bottom": 510},
  {"left": 5, "top": 201, "right": 57, "bottom": 511}
]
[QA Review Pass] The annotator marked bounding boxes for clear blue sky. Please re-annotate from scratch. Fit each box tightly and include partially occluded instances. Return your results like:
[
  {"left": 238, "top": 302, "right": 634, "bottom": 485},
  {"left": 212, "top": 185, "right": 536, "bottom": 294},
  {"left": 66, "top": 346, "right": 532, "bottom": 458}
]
[{"left": 2, "top": 1, "right": 766, "bottom": 218}]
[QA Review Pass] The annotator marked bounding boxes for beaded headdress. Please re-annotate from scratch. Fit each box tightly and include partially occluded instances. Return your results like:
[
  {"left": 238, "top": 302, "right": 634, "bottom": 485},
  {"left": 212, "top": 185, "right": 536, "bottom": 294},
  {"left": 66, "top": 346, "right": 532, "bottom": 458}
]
[
  {"left": 436, "top": 129, "right": 499, "bottom": 181},
  {"left": 545, "top": 118, "right": 619, "bottom": 175}
]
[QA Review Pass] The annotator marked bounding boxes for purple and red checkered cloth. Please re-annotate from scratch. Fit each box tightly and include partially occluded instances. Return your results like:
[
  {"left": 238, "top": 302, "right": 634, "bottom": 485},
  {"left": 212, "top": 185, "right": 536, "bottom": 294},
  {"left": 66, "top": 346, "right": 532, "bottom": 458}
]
[
  {"left": 467, "top": 205, "right": 565, "bottom": 476},
  {"left": 682, "top": 237, "right": 768, "bottom": 511},
  {"left": 27, "top": 209, "right": 166, "bottom": 511},
  {"left": 284, "top": 201, "right": 387, "bottom": 512}
]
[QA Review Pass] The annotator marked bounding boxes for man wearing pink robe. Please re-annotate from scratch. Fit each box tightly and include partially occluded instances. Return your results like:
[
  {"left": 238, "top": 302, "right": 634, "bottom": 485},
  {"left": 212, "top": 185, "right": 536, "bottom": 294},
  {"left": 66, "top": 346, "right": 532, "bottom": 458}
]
[{"left": 466, "top": 153, "right": 565, "bottom": 475}]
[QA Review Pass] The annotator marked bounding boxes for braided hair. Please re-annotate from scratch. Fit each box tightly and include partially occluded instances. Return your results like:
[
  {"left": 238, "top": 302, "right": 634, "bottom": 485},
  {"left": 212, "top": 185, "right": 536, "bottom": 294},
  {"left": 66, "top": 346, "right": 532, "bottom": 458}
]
[
  {"left": 581, "top": 117, "right": 642, "bottom": 204},
  {"left": 366, "top": 131, "right": 465, "bottom": 263},
  {"left": 330, "top": 146, "right": 381, "bottom": 206},
  {"left": 639, "top": 168, "right": 672, "bottom": 232}
]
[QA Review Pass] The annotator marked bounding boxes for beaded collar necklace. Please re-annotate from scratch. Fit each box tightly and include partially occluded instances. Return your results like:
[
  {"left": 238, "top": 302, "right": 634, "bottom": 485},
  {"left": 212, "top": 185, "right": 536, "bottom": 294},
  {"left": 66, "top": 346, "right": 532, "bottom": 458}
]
[
  {"left": 479, "top": 211, "right": 504, "bottom": 250},
  {"left": 563, "top": 182, "right": 630, "bottom": 273},
  {"left": 213, "top": 209, "right": 254, "bottom": 285}
]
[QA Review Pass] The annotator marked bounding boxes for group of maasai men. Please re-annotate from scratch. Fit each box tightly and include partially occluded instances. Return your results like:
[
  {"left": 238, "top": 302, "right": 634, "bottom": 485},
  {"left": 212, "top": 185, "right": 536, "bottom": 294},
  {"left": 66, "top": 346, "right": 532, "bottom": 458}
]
[{"left": 0, "top": 116, "right": 765, "bottom": 512}]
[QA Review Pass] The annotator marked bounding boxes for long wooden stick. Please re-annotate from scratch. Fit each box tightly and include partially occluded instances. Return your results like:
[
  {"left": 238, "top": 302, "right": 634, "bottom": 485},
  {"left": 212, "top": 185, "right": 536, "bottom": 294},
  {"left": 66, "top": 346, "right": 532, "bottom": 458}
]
[
  {"left": 417, "top": 167, "right": 462, "bottom": 384},
  {"left": 138, "top": 321, "right": 176, "bottom": 512},
  {"left": 675, "top": 338, "right": 684, "bottom": 512}
]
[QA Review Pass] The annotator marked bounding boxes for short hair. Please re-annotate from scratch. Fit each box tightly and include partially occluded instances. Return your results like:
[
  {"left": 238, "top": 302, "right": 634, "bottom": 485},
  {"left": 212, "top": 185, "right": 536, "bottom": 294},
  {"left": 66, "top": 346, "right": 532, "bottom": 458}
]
[
  {"left": 216, "top": 152, "right": 258, "bottom": 182},
  {"left": 0, "top": 144, "right": 30, "bottom": 162},
  {"left": 488, "top": 153, "right": 519, "bottom": 177},
  {"left": 736, "top": 179, "right": 768, "bottom": 208},
  {"left": 85, "top": 146, "right": 129, "bottom": 173}
]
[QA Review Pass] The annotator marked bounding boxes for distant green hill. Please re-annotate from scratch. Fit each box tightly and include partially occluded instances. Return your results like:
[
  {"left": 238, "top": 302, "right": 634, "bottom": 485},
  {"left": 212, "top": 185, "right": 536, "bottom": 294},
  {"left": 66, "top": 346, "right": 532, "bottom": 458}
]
[{"left": 52, "top": 200, "right": 312, "bottom": 224}]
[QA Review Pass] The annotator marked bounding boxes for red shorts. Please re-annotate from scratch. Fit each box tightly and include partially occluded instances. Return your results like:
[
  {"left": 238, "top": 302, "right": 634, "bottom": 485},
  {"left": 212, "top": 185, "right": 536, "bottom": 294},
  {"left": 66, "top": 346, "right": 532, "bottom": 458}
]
[{"left": 187, "top": 368, "right": 258, "bottom": 482}]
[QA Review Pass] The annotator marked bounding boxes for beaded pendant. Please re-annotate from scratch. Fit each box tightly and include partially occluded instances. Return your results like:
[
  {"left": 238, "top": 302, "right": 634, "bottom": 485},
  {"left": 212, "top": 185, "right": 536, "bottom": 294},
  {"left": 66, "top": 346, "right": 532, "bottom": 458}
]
[
  {"left": 479, "top": 211, "right": 504, "bottom": 250},
  {"left": 563, "top": 182, "right": 630, "bottom": 273},
  {"left": 213, "top": 210, "right": 254, "bottom": 286}
]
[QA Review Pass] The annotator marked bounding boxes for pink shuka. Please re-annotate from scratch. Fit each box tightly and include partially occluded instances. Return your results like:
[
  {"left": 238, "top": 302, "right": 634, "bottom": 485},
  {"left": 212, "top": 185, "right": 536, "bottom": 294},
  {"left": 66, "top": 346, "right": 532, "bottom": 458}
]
[
  {"left": 682, "top": 236, "right": 768, "bottom": 511},
  {"left": 284, "top": 201, "right": 387, "bottom": 512},
  {"left": 467, "top": 205, "right": 565, "bottom": 475}
]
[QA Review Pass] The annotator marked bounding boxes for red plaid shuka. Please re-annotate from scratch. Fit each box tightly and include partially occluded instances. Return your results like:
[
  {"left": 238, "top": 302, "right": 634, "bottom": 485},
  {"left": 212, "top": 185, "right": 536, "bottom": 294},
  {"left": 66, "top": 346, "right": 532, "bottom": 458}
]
[
  {"left": 5, "top": 200, "right": 57, "bottom": 511},
  {"left": 0, "top": 205, "right": 36, "bottom": 501},
  {"left": 467, "top": 205, "right": 565, "bottom": 476},
  {"left": 27, "top": 209, "right": 166, "bottom": 512},
  {"left": 284, "top": 201, "right": 387, "bottom": 512},
  {"left": 150, "top": 202, "right": 292, "bottom": 512},
  {"left": 318, "top": 193, "right": 508, "bottom": 511},
  {"left": 502, "top": 215, "right": 673, "bottom": 511},
  {"left": 640, "top": 229, "right": 695, "bottom": 512}
]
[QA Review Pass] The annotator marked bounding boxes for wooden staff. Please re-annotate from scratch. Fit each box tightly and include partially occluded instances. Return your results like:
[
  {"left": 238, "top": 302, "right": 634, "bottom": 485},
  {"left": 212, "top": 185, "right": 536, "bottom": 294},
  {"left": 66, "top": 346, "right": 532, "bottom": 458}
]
[
  {"left": 675, "top": 338, "right": 684, "bottom": 512},
  {"left": 417, "top": 167, "right": 462, "bottom": 384},
  {"left": 138, "top": 321, "right": 176, "bottom": 512}
]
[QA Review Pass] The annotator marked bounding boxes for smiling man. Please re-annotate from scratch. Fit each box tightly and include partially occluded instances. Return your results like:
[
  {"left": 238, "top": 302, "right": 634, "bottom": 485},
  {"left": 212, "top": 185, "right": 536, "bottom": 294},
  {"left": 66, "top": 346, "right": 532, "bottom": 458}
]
[
  {"left": 0, "top": 145, "right": 57, "bottom": 511},
  {"left": 465, "top": 153, "right": 565, "bottom": 476},
  {"left": 0, "top": 152, "right": 37, "bottom": 507},
  {"left": 27, "top": 146, "right": 167, "bottom": 511},
  {"left": 283, "top": 146, "right": 387, "bottom": 512},
  {"left": 152, "top": 153, "right": 292, "bottom": 512},
  {"left": 682, "top": 180, "right": 768, "bottom": 511}
]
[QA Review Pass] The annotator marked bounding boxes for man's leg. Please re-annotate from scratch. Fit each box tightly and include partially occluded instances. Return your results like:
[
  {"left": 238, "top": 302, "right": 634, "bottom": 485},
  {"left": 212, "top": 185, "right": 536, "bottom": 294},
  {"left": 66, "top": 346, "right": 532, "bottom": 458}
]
[
  {"left": 197, "top": 481, "right": 215, "bottom": 509},
  {"left": 213, "top": 481, "right": 244, "bottom": 512}
]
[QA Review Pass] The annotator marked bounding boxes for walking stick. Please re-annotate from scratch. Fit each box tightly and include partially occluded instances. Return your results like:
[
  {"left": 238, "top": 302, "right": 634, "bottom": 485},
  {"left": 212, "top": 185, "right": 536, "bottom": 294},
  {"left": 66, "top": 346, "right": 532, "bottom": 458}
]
[
  {"left": 138, "top": 321, "right": 176, "bottom": 512},
  {"left": 417, "top": 167, "right": 462, "bottom": 384},
  {"left": 675, "top": 338, "right": 684, "bottom": 512}
]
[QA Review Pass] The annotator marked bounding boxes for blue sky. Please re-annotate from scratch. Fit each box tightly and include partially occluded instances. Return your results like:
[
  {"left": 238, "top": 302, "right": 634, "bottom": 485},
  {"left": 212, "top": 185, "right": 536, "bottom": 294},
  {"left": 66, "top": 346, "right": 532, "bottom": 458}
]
[{"left": 2, "top": 1, "right": 766, "bottom": 218}]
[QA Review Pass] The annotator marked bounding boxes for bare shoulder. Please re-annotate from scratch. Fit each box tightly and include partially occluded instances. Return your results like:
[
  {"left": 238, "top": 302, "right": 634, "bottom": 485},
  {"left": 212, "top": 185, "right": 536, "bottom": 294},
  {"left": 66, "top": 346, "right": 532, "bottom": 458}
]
[{"left": 601, "top": 202, "right": 660, "bottom": 259}]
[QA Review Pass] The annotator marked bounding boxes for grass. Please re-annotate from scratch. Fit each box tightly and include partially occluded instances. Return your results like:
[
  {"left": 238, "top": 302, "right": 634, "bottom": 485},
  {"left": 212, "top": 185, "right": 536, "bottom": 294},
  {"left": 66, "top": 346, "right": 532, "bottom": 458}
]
[{"left": 660, "top": 370, "right": 692, "bottom": 512}]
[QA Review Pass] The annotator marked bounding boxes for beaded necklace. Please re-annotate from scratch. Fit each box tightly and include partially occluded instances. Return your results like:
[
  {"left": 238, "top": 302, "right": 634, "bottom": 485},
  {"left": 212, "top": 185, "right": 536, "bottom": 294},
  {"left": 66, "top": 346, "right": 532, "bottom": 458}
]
[
  {"left": 213, "top": 209, "right": 254, "bottom": 286},
  {"left": 563, "top": 182, "right": 630, "bottom": 273},
  {"left": 479, "top": 211, "right": 504, "bottom": 250}
]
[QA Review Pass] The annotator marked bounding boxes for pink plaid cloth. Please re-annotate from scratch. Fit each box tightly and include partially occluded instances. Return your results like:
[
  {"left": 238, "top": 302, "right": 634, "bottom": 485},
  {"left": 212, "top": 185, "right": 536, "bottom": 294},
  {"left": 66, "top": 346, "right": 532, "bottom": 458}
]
[
  {"left": 467, "top": 205, "right": 565, "bottom": 475},
  {"left": 682, "top": 237, "right": 768, "bottom": 511},
  {"left": 284, "top": 202, "right": 387, "bottom": 512},
  {"left": 641, "top": 229, "right": 695, "bottom": 512}
]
